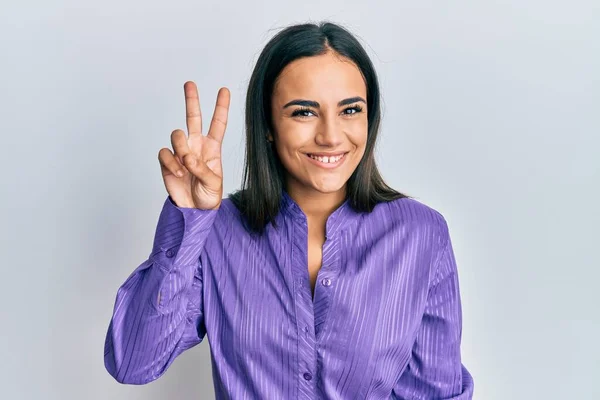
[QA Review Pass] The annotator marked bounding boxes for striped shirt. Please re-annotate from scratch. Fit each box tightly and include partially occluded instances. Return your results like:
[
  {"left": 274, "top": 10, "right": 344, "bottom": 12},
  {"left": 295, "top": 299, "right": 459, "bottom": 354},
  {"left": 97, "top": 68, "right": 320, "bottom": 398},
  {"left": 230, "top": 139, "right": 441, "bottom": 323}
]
[{"left": 104, "top": 190, "right": 474, "bottom": 399}]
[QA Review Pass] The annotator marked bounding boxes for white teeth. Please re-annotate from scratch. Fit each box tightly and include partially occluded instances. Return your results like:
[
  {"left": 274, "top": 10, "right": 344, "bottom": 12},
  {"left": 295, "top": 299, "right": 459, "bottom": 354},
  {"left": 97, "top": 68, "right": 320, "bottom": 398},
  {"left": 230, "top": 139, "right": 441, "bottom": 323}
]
[{"left": 308, "top": 153, "right": 345, "bottom": 163}]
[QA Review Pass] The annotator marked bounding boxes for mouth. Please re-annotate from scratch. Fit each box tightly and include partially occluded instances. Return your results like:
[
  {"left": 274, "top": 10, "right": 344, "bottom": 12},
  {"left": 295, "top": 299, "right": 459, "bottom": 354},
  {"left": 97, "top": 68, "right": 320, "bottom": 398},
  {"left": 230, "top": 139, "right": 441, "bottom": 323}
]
[{"left": 304, "top": 152, "right": 349, "bottom": 169}]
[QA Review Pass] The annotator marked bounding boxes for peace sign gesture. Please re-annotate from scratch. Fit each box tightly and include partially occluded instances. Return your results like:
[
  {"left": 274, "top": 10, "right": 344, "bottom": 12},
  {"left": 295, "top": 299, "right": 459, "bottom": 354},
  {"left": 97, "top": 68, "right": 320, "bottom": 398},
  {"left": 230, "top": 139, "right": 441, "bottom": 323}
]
[{"left": 158, "top": 81, "right": 230, "bottom": 210}]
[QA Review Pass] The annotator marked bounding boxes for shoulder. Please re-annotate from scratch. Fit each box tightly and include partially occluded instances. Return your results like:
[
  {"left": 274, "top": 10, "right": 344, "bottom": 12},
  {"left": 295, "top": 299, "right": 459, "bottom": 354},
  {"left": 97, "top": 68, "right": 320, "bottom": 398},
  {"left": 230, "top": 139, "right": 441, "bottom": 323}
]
[
  {"left": 218, "top": 197, "right": 237, "bottom": 215},
  {"left": 369, "top": 196, "right": 450, "bottom": 248},
  {"left": 212, "top": 196, "right": 251, "bottom": 232},
  {"left": 219, "top": 196, "right": 250, "bottom": 224},
  {"left": 197, "top": 197, "right": 241, "bottom": 229}
]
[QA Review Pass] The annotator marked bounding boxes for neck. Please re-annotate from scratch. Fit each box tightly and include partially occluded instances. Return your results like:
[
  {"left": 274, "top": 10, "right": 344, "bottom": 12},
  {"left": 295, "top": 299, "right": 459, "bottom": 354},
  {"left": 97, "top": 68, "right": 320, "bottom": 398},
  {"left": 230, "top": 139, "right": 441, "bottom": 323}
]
[{"left": 285, "top": 183, "right": 347, "bottom": 221}]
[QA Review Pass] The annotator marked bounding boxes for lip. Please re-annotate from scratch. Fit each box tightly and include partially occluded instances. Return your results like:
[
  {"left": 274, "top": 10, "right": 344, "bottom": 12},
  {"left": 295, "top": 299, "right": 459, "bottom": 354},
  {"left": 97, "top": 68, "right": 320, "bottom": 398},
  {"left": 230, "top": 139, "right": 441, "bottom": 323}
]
[
  {"left": 304, "top": 151, "right": 348, "bottom": 157},
  {"left": 304, "top": 152, "right": 348, "bottom": 169}
]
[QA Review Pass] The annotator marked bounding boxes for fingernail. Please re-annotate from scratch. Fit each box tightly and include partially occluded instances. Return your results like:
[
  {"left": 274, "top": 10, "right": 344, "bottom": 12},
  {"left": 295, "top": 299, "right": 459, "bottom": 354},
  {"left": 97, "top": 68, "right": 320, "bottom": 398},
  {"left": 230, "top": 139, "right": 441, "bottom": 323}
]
[{"left": 176, "top": 170, "right": 183, "bottom": 177}]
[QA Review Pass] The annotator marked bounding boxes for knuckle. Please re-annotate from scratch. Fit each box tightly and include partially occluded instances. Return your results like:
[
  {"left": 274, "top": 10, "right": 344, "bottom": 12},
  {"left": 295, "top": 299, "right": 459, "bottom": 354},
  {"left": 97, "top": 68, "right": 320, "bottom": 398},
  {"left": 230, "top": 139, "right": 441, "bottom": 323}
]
[
  {"left": 213, "top": 117, "right": 227, "bottom": 127},
  {"left": 215, "top": 104, "right": 229, "bottom": 113}
]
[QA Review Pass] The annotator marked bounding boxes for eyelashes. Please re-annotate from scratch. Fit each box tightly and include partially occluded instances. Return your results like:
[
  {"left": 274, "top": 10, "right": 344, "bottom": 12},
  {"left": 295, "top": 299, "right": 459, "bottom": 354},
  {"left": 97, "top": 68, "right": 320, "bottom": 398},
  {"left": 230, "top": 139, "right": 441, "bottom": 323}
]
[{"left": 291, "top": 105, "right": 364, "bottom": 118}]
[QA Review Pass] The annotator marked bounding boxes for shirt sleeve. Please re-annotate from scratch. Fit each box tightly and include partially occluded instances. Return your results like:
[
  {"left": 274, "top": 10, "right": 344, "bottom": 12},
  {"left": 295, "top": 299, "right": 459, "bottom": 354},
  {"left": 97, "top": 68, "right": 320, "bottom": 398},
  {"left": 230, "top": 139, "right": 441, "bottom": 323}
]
[
  {"left": 392, "top": 232, "right": 475, "bottom": 399},
  {"left": 103, "top": 195, "right": 219, "bottom": 384}
]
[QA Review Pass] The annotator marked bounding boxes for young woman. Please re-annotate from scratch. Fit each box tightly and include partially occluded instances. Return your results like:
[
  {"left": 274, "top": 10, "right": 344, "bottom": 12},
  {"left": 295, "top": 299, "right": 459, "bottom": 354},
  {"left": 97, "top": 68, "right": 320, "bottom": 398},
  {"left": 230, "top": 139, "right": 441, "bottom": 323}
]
[{"left": 104, "top": 21, "right": 474, "bottom": 399}]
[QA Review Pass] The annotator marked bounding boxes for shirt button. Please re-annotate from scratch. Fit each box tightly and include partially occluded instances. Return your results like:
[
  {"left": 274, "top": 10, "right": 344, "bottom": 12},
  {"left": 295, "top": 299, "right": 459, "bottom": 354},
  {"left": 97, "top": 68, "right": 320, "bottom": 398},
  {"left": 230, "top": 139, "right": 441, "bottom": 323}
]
[
  {"left": 303, "top": 372, "right": 312, "bottom": 381},
  {"left": 321, "top": 278, "right": 331, "bottom": 287},
  {"left": 166, "top": 248, "right": 175, "bottom": 258}
]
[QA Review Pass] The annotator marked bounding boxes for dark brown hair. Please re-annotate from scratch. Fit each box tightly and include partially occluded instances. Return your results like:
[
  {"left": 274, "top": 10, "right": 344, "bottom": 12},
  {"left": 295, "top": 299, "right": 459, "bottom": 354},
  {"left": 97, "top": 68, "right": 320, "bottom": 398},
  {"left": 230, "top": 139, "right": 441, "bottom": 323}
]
[{"left": 228, "top": 21, "right": 412, "bottom": 235}]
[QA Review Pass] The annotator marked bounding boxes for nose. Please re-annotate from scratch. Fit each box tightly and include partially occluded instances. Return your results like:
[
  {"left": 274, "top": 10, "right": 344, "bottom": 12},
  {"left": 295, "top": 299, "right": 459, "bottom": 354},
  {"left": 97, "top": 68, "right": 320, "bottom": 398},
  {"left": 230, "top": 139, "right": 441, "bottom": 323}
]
[{"left": 315, "top": 114, "right": 343, "bottom": 147}]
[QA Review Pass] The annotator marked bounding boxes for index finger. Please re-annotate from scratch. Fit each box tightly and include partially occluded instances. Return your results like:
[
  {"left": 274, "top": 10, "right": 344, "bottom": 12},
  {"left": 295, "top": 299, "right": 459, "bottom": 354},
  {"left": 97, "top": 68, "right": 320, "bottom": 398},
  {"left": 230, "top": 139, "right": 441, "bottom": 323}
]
[{"left": 184, "top": 81, "right": 202, "bottom": 138}]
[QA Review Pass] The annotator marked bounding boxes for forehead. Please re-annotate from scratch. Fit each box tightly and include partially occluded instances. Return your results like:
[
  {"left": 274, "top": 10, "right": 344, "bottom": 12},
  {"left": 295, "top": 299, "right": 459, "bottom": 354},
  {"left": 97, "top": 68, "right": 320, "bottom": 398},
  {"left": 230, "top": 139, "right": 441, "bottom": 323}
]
[{"left": 272, "top": 52, "right": 366, "bottom": 103}]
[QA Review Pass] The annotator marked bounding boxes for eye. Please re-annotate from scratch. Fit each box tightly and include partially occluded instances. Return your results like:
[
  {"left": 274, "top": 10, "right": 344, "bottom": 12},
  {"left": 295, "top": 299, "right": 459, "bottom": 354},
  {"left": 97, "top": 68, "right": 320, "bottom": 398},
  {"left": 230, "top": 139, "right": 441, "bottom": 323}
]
[
  {"left": 291, "top": 107, "right": 315, "bottom": 118},
  {"left": 342, "top": 105, "right": 363, "bottom": 115},
  {"left": 290, "top": 104, "right": 364, "bottom": 119}
]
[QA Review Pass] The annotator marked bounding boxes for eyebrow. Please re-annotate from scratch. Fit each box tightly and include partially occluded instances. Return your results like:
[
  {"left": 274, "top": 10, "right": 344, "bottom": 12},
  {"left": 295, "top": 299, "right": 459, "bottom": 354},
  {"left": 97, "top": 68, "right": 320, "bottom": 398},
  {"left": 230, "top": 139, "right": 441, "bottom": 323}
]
[{"left": 282, "top": 96, "right": 366, "bottom": 109}]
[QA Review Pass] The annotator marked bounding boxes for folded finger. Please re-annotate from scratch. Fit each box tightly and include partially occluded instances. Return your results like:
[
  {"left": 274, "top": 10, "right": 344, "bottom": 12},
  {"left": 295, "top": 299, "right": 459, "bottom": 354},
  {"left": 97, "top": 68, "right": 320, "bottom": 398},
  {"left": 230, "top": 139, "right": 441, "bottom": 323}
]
[
  {"left": 171, "top": 129, "right": 191, "bottom": 164},
  {"left": 158, "top": 147, "right": 185, "bottom": 177}
]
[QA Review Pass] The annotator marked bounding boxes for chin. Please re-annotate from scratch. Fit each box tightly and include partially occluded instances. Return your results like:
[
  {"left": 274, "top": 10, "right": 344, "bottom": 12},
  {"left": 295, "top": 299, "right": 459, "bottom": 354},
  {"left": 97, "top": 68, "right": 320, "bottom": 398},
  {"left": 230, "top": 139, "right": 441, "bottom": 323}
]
[{"left": 310, "top": 181, "right": 348, "bottom": 194}]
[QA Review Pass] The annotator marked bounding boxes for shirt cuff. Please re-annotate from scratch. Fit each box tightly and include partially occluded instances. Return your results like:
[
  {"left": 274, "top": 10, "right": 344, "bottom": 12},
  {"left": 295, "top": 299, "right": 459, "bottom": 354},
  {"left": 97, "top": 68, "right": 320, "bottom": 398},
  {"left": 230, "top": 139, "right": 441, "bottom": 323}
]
[{"left": 149, "top": 195, "right": 219, "bottom": 268}]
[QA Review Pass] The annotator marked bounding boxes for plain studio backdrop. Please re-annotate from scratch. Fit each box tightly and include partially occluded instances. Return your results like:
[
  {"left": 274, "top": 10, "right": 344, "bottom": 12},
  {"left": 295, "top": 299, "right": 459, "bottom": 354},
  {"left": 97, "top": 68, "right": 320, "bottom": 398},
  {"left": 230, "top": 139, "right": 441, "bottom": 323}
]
[{"left": 1, "top": 1, "right": 597, "bottom": 399}]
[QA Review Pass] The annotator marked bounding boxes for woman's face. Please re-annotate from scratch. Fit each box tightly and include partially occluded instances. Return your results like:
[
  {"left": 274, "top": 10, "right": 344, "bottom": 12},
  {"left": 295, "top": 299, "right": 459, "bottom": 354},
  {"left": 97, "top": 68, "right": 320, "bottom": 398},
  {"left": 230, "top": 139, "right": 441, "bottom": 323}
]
[{"left": 270, "top": 51, "right": 368, "bottom": 198}]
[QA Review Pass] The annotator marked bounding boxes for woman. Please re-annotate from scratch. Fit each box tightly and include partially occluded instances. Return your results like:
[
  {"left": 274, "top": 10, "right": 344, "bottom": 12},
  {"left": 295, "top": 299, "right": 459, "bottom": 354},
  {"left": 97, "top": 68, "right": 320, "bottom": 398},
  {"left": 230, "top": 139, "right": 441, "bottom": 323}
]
[{"left": 104, "top": 21, "right": 474, "bottom": 399}]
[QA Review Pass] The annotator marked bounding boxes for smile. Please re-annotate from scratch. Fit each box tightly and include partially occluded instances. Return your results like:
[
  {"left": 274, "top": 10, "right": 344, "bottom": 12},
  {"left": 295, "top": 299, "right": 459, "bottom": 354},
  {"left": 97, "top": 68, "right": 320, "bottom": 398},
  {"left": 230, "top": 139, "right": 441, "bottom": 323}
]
[{"left": 304, "top": 152, "right": 348, "bottom": 169}]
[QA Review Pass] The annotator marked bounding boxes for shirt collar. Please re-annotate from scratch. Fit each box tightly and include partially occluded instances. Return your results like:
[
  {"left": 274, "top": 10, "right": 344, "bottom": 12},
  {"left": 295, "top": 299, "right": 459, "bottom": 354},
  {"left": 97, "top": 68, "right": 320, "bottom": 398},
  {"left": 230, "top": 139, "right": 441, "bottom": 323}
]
[{"left": 280, "top": 189, "right": 358, "bottom": 239}]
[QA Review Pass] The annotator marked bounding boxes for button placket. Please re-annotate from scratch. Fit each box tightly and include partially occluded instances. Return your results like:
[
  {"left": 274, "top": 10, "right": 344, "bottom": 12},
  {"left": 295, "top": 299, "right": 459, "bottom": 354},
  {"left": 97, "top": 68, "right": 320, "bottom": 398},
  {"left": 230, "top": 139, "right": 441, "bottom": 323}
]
[
  {"left": 312, "top": 232, "right": 341, "bottom": 342},
  {"left": 290, "top": 218, "right": 318, "bottom": 397}
]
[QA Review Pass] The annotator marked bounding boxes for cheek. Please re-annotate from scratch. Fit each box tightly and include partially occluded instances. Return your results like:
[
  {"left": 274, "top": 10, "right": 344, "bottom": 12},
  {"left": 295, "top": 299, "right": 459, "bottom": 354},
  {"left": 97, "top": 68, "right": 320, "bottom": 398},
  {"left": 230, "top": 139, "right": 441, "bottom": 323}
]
[
  {"left": 273, "top": 139, "right": 303, "bottom": 168},
  {"left": 348, "top": 124, "right": 368, "bottom": 150},
  {"left": 274, "top": 128, "right": 311, "bottom": 158},
  {"left": 282, "top": 123, "right": 314, "bottom": 143},
  {"left": 345, "top": 115, "right": 368, "bottom": 134}
]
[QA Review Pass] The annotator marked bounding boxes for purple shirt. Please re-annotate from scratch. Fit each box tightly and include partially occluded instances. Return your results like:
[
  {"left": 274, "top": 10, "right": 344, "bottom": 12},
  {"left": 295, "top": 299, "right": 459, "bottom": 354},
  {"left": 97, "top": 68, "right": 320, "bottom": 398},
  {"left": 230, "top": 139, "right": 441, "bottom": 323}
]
[{"left": 104, "top": 191, "right": 474, "bottom": 399}]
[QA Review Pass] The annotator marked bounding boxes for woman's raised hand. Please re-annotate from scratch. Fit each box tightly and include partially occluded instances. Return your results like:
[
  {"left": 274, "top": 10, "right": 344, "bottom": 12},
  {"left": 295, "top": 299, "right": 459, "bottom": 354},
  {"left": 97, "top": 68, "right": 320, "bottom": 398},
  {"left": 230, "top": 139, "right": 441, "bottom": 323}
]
[{"left": 158, "top": 81, "right": 230, "bottom": 210}]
